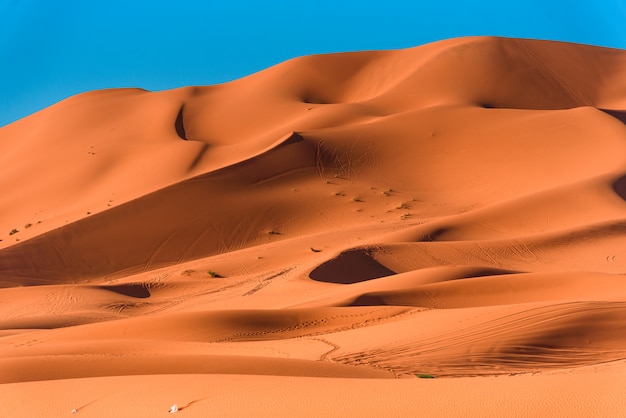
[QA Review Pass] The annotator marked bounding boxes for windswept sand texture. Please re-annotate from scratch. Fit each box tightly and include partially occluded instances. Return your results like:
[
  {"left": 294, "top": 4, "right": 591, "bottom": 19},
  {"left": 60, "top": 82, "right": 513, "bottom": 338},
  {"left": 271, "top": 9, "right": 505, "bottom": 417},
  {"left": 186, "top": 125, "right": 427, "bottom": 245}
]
[{"left": 1, "top": 37, "right": 626, "bottom": 416}]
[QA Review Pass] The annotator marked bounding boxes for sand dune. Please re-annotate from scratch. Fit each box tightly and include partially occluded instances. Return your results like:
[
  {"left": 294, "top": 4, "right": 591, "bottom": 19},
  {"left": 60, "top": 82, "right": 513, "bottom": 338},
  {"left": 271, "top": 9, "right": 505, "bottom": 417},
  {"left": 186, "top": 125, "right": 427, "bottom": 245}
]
[{"left": 2, "top": 36, "right": 626, "bottom": 416}]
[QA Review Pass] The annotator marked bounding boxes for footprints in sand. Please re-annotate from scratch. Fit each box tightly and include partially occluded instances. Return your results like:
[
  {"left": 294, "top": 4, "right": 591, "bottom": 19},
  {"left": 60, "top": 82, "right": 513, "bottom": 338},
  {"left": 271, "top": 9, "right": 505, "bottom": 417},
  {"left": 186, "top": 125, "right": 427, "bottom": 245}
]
[
  {"left": 310, "top": 337, "right": 341, "bottom": 362},
  {"left": 211, "top": 307, "right": 411, "bottom": 343},
  {"left": 3, "top": 39, "right": 626, "bottom": 416},
  {"left": 334, "top": 301, "right": 626, "bottom": 377},
  {"left": 243, "top": 268, "right": 294, "bottom": 296}
]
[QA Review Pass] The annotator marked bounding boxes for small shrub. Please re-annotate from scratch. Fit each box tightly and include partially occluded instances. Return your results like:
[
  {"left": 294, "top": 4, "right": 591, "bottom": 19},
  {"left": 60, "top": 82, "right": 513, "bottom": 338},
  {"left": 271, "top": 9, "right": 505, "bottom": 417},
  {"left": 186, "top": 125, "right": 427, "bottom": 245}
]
[
  {"left": 417, "top": 374, "right": 435, "bottom": 379},
  {"left": 267, "top": 229, "right": 280, "bottom": 235},
  {"left": 207, "top": 270, "right": 222, "bottom": 278},
  {"left": 24, "top": 223, "right": 32, "bottom": 229},
  {"left": 9, "top": 228, "right": 18, "bottom": 235}
]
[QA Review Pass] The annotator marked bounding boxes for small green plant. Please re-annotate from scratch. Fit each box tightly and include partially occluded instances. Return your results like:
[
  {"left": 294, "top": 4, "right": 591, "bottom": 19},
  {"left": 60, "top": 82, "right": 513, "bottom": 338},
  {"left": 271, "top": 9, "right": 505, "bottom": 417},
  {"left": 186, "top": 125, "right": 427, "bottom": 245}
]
[
  {"left": 417, "top": 374, "right": 435, "bottom": 379},
  {"left": 207, "top": 270, "right": 222, "bottom": 278},
  {"left": 267, "top": 229, "right": 280, "bottom": 235},
  {"left": 9, "top": 228, "right": 18, "bottom": 235}
]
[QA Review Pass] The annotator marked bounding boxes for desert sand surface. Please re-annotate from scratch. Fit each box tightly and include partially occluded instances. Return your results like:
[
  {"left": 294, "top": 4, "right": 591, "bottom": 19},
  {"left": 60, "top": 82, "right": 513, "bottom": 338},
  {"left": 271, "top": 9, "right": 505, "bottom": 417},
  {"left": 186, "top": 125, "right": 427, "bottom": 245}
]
[{"left": 1, "top": 36, "right": 626, "bottom": 417}]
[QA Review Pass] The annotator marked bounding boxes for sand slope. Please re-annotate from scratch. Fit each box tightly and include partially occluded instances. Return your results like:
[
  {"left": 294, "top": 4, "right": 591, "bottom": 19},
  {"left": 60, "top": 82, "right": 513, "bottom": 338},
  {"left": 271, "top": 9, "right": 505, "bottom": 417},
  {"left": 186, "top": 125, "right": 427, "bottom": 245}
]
[{"left": 1, "top": 36, "right": 626, "bottom": 416}]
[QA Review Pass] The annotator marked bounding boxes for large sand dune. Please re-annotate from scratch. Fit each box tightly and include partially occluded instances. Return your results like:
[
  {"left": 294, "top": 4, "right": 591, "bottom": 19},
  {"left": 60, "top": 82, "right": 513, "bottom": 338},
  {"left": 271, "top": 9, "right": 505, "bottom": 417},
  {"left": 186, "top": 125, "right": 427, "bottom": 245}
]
[{"left": 1, "top": 36, "right": 626, "bottom": 416}]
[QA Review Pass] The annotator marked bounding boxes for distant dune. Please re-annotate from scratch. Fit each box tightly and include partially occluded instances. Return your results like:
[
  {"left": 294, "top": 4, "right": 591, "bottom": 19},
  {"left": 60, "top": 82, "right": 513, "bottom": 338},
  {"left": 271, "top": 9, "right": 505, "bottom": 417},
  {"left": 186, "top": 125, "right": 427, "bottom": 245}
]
[{"left": 1, "top": 37, "right": 626, "bottom": 417}]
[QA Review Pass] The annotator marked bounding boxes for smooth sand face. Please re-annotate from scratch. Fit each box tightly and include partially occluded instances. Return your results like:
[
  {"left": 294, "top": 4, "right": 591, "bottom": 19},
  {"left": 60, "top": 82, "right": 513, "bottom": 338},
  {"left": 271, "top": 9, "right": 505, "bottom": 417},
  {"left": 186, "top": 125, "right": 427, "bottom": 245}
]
[{"left": 1, "top": 36, "right": 626, "bottom": 416}]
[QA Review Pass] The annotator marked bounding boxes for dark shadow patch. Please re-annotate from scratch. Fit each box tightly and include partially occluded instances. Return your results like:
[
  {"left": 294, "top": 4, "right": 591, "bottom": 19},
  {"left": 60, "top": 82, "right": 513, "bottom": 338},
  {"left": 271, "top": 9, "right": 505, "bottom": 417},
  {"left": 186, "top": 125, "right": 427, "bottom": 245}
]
[
  {"left": 175, "top": 105, "right": 187, "bottom": 140},
  {"left": 178, "top": 399, "right": 206, "bottom": 411},
  {"left": 187, "top": 143, "right": 209, "bottom": 172},
  {"left": 349, "top": 293, "right": 389, "bottom": 306},
  {"left": 612, "top": 174, "right": 626, "bottom": 201},
  {"left": 600, "top": 108, "right": 626, "bottom": 124},
  {"left": 421, "top": 227, "right": 449, "bottom": 242},
  {"left": 462, "top": 267, "right": 520, "bottom": 278},
  {"left": 278, "top": 131, "right": 304, "bottom": 147},
  {"left": 302, "top": 95, "right": 330, "bottom": 105},
  {"left": 98, "top": 284, "right": 150, "bottom": 298},
  {"left": 309, "top": 249, "right": 396, "bottom": 284}
]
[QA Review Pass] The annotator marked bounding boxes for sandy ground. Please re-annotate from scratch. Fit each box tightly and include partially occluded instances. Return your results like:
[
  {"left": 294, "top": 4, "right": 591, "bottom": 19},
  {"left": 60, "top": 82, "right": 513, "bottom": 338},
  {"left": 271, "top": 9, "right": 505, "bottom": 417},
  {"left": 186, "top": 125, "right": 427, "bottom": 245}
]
[{"left": 1, "top": 36, "right": 626, "bottom": 416}]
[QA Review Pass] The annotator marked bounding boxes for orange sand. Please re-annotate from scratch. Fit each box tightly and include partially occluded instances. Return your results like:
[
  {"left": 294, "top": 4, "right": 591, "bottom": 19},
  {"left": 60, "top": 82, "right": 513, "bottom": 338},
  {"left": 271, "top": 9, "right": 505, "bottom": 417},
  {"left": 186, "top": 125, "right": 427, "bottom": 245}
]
[{"left": 1, "top": 36, "right": 626, "bottom": 416}]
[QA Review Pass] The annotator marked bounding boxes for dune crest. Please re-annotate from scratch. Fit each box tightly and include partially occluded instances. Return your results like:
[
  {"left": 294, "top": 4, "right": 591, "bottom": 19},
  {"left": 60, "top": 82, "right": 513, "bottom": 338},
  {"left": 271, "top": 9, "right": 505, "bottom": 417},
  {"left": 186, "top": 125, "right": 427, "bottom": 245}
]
[{"left": 2, "top": 36, "right": 626, "bottom": 416}]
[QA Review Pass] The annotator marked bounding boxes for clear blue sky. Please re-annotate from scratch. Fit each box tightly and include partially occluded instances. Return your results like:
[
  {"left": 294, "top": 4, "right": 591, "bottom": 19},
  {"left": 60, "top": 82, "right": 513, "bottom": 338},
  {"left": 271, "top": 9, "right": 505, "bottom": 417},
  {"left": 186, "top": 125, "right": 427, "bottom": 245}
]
[{"left": 1, "top": 0, "right": 625, "bottom": 127}]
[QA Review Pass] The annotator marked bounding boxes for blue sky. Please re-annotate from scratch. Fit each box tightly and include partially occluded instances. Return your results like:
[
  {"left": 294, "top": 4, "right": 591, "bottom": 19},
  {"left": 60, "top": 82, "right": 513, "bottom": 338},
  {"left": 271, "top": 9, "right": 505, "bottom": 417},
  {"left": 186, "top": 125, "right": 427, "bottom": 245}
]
[{"left": 1, "top": 0, "right": 625, "bottom": 127}]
